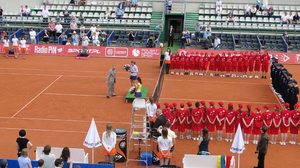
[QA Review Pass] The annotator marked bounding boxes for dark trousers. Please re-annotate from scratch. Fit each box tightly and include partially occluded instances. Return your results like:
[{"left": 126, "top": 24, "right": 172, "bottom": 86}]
[
  {"left": 43, "top": 17, "right": 48, "bottom": 22},
  {"left": 165, "top": 63, "right": 170, "bottom": 74},
  {"left": 168, "top": 36, "right": 173, "bottom": 47},
  {"left": 257, "top": 152, "right": 265, "bottom": 168}
]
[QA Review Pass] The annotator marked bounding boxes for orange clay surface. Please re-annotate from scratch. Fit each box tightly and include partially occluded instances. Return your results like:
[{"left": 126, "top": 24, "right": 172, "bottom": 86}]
[{"left": 0, "top": 55, "right": 299, "bottom": 168}]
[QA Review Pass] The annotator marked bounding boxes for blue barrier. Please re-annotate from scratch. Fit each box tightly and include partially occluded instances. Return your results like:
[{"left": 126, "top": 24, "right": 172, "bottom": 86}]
[
  {"left": 281, "top": 36, "right": 288, "bottom": 52},
  {"left": 36, "top": 29, "right": 45, "bottom": 44},
  {"left": 107, "top": 31, "right": 114, "bottom": 46},
  {"left": 232, "top": 34, "right": 236, "bottom": 50},
  {"left": 257, "top": 35, "right": 262, "bottom": 51},
  {"left": 9, "top": 29, "right": 23, "bottom": 42},
  {"left": 1, "top": 159, "right": 114, "bottom": 168}
]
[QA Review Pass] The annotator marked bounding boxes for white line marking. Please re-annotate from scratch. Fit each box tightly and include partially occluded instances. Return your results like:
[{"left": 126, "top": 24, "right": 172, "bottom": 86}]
[
  {"left": 0, "top": 127, "right": 87, "bottom": 134},
  {"left": 159, "top": 97, "right": 277, "bottom": 105},
  {"left": 0, "top": 116, "right": 131, "bottom": 125},
  {"left": 42, "top": 92, "right": 124, "bottom": 98},
  {"left": 11, "top": 75, "right": 63, "bottom": 118}
]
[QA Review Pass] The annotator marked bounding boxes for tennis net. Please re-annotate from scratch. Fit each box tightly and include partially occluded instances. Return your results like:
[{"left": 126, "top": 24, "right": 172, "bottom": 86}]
[{"left": 152, "top": 63, "right": 165, "bottom": 102}]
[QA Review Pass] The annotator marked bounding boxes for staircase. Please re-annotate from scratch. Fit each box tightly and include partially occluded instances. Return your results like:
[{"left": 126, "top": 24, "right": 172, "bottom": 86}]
[
  {"left": 149, "top": 12, "right": 163, "bottom": 30},
  {"left": 184, "top": 12, "right": 199, "bottom": 32}
]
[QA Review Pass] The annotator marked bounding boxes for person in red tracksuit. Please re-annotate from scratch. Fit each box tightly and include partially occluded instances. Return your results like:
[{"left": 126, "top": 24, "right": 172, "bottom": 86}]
[
  {"left": 231, "top": 55, "right": 238, "bottom": 77},
  {"left": 206, "top": 101, "right": 217, "bottom": 140},
  {"left": 192, "top": 102, "right": 203, "bottom": 140},
  {"left": 248, "top": 52, "right": 255, "bottom": 78},
  {"left": 169, "top": 103, "right": 178, "bottom": 131},
  {"left": 198, "top": 56, "right": 204, "bottom": 76},
  {"left": 243, "top": 55, "right": 249, "bottom": 78},
  {"left": 225, "top": 56, "right": 232, "bottom": 77},
  {"left": 252, "top": 107, "right": 263, "bottom": 144},
  {"left": 225, "top": 103, "right": 236, "bottom": 142},
  {"left": 261, "top": 52, "right": 270, "bottom": 79},
  {"left": 254, "top": 52, "right": 262, "bottom": 79},
  {"left": 262, "top": 105, "right": 273, "bottom": 134},
  {"left": 189, "top": 56, "right": 196, "bottom": 75},
  {"left": 235, "top": 104, "right": 243, "bottom": 132},
  {"left": 270, "top": 104, "right": 281, "bottom": 144},
  {"left": 219, "top": 56, "right": 226, "bottom": 77},
  {"left": 216, "top": 102, "right": 226, "bottom": 141},
  {"left": 194, "top": 56, "right": 200, "bottom": 75},
  {"left": 289, "top": 104, "right": 300, "bottom": 145},
  {"left": 185, "top": 101, "right": 193, "bottom": 139},
  {"left": 203, "top": 54, "right": 210, "bottom": 76},
  {"left": 200, "top": 101, "right": 207, "bottom": 129},
  {"left": 179, "top": 56, "right": 186, "bottom": 75},
  {"left": 184, "top": 56, "right": 190, "bottom": 75},
  {"left": 242, "top": 104, "right": 254, "bottom": 144},
  {"left": 280, "top": 103, "right": 291, "bottom": 145},
  {"left": 162, "top": 103, "right": 170, "bottom": 116},
  {"left": 237, "top": 56, "right": 244, "bottom": 78},
  {"left": 170, "top": 55, "right": 176, "bottom": 75},
  {"left": 209, "top": 55, "right": 216, "bottom": 76},
  {"left": 215, "top": 54, "right": 221, "bottom": 76},
  {"left": 177, "top": 103, "right": 186, "bottom": 139}
]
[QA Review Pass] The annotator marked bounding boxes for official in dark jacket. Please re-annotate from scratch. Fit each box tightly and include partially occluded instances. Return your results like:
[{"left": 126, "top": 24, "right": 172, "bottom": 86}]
[{"left": 254, "top": 126, "right": 269, "bottom": 168}]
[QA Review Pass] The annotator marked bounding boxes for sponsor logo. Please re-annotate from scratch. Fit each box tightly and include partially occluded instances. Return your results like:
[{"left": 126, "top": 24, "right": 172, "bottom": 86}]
[
  {"left": 34, "top": 45, "right": 62, "bottom": 54},
  {"left": 132, "top": 49, "right": 140, "bottom": 57},
  {"left": 105, "top": 47, "right": 128, "bottom": 57}
]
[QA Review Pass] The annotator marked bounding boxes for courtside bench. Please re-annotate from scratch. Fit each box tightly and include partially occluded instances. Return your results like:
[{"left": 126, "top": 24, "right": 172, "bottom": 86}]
[{"left": 125, "top": 87, "right": 148, "bottom": 103}]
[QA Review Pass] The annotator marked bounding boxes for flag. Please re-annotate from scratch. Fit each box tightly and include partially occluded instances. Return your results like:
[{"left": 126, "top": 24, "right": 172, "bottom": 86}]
[
  {"left": 83, "top": 118, "right": 102, "bottom": 148},
  {"left": 230, "top": 124, "right": 245, "bottom": 154}
]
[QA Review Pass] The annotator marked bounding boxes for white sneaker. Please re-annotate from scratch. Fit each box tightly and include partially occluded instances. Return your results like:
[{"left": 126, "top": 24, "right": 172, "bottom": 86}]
[
  {"left": 199, "top": 73, "right": 203, "bottom": 76},
  {"left": 253, "top": 140, "right": 256, "bottom": 144},
  {"left": 225, "top": 138, "right": 229, "bottom": 142},
  {"left": 210, "top": 137, "right": 213, "bottom": 140},
  {"left": 170, "top": 72, "right": 174, "bottom": 75},
  {"left": 210, "top": 73, "right": 213, "bottom": 77},
  {"left": 175, "top": 72, "right": 179, "bottom": 75}
]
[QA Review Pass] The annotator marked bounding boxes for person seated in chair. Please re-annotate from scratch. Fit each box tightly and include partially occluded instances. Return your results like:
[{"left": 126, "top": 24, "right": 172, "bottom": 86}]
[{"left": 146, "top": 34, "right": 155, "bottom": 48}]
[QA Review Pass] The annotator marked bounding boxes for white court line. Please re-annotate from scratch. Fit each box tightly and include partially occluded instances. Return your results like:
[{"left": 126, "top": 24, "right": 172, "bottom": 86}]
[
  {"left": 0, "top": 127, "right": 86, "bottom": 134},
  {"left": 0, "top": 67, "right": 156, "bottom": 75},
  {"left": 159, "top": 97, "right": 277, "bottom": 105},
  {"left": 164, "top": 78, "right": 267, "bottom": 85},
  {"left": 0, "top": 72, "right": 156, "bottom": 80},
  {"left": 43, "top": 92, "right": 124, "bottom": 98},
  {"left": 11, "top": 75, "right": 63, "bottom": 118},
  {"left": 0, "top": 116, "right": 131, "bottom": 125}
]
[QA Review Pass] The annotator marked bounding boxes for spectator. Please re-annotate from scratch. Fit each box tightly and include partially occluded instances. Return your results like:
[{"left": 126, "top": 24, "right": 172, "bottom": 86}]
[
  {"left": 40, "top": 145, "right": 55, "bottom": 168},
  {"left": 0, "top": 6, "right": 3, "bottom": 24},
  {"left": 180, "top": 31, "right": 186, "bottom": 49},
  {"left": 43, "top": 29, "right": 50, "bottom": 43},
  {"left": 96, "top": 25, "right": 101, "bottom": 33},
  {"left": 78, "top": 0, "right": 87, "bottom": 6},
  {"left": 18, "top": 149, "right": 32, "bottom": 168},
  {"left": 293, "top": 12, "right": 299, "bottom": 24},
  {"left": 66, "top": 38, "right": 71, "bottom": 45},
  {"left": 214, "top": 36, "right": 221, "bottom": 49},
  {"left": 128, "top": 31, "right": 135, "bottom": 46},
  {"left": 29, "top": 28, "right": 36, "bottom": 44},
  {"left": 104, "top": 7, "right": 112, "bottom": 19},
  {"left": 131, "top": 0, "right": 138, "bottom": 7},
  {"left": 71, "top": 31, "right": 79, "bottom": 46},
  {"left": 250, "top": 5, "right": 257, "bottom": 17},
  {"left": 256, "top": 0, "right": 262, "bottom": 11},
  {"left": 89, "top": 24, "right": 97, "bottom": 35},
  {"left": 281, "top": 12, "right": 289, "bottom": 24},
  {"left": 203, "top": 29, "right": 211, "bottom": 39},
  {"left": 226, "top": 11, "right": 236, "bottom": 23},
  {"left": 60, "top": 147, "right": 72, "bottom": 168},
  {"left": 55, "top": 13, "right": 61, "bottom": 23},
  {"left": 215, "top": 0, "right": 222, "bottom": 16},
  {"left": 92, "top": 32, "right": 100, "bottom": 46},
  {"left": 70, "top": 19, "right": 78, "bottom": 32},
  {"left": 116, "top": 1, "right": 125, "bottom": 19},
  {"left": 0, "top": 31, "right": 8, "bottom": 40},
  {"left": 41, "top": 6, "right": 50, "bottom": 22},
  {"left": 69, "top": 0, "right": 75, "bottom": 5},
  {"left": 267, "top": 7, "right": 274, "bottom": 18},
  {"left": 43, "top": 0, "right": 49, "bottom": 5},
  {"left": 147, "top": 34, "right": 155, "bottom": 48},
  {"left": 185, "top": 29, "right": 191, "bottom": 46},
  {"left": 63, "top": 8, "right": 70, "bottom": 23},
  {"left": 20, "top": 5, "right": 25, "bottom": 16},
  {"left": 24, "top": 5, "right": 31, "bottom": 16},
  {"left": 79, "top": 13, "right": 84, "bottom": 24},
  {"left": 60, "top": 32, "right": 68, "bottom": 45},
  {"left": 205, "top": 24, "right": 212, "bottom": 32},
  {"left": 81, "top": 34, "right": 89, "bottom": 47},
  {"left": 197, "top": 128, "right": 210, "bottom": 155},
  {"left": 195, "top": 22, "right": 201, "bottom": 40},
  {"left": 146, "top": 97, "right": 157, "bottom": 128},
  {"left": 0, "top": 159, "right": 8, "bottom": 168},
  {"left": 244, "top": 4, "right": 251, "bottom": 16},
  {"left": 166, "top": 0, "right": 172, "bottom": 13},
  {"left": 283, "top": 31, "right": 290, "bottom": 45},
  {"left": 54, "top": 158, "right": 63, "bottom": 168},
  {"left": 157, "top": 128, "right": 173, "bottom": 166},
  {"left": 102, "top": 123, "right": 117, "bottom": 163},
  {"left": 287, "top": 11, "right": 294, "bottom": 24},
  {"left": 100, "top": 31, "right": 107, "bottom": 44},
  {"left": 79, "top": 24, "right": 85, "bottom": 39},
  {"left": 55, "top": 22, "right": 63, "bottom": 41},
  {"left": 16, "top": 129, "right": 33, "bottom": 157},
  {"left": 48, "top": 20, "right": 56, "bottom": 41},
  {"left": 37, "top": 159, "right": 44, "bottom": 168}
]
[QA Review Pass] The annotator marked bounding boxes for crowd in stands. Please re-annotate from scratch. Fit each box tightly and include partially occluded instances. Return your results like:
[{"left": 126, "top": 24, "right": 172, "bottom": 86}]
[
  {"left": 166, "top": 50, "right": 270, "bottom": 79},
  {"left": 150, "top": 100, "right": 300, "bottom": 146},
  {"left": 271, "top": 58, "right": 299, "bottom": 110}
]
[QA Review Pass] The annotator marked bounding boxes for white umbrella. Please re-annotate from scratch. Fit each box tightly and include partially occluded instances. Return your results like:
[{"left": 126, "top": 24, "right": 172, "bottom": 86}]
[
  {"left": 83, "top": 118, "right": 102, "bottom": 163},
  {"left": 230, "top": 124, "right": 245, "bottom": 168}
]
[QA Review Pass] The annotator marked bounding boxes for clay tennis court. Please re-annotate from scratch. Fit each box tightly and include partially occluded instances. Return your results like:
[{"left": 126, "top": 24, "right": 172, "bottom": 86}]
[{"left": 0, "top": 55, "right": 299, "bottom": 168}]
